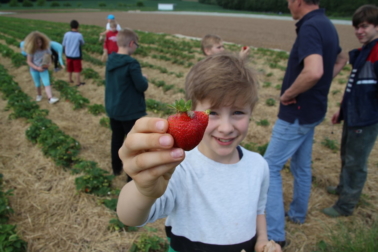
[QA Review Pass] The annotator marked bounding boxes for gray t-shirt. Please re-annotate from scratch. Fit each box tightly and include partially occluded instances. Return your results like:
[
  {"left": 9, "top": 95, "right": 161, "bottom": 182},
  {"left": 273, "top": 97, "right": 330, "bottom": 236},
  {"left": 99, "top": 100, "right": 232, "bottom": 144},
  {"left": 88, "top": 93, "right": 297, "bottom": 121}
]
[
  {"left": 142, "top": 146, "right": 269, "bottom": 246},
  {"left": 29, "top": 48, "right": 51, "bottom": 67}
]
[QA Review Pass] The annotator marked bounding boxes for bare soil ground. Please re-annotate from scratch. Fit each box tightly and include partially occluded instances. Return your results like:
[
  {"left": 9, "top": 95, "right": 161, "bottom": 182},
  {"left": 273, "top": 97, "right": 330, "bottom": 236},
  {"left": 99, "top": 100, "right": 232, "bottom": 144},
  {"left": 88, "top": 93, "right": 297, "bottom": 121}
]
[
  {"left": 1, "top": 11, "right": 377, "bottom": 252},
  {"left": 9, "top": 11, "right": 359, "bottom": 52}
]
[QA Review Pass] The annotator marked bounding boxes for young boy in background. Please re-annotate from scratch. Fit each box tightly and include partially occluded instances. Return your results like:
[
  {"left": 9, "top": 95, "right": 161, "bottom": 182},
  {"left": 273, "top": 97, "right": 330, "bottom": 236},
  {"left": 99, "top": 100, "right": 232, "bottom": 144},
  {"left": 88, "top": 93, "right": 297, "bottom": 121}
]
[
  {"left": 116, "top": 52, "right": 281, "bottom": 252},
  {"left": 62, "top": 20, "right": 85, "bottom": 87},
  {"left": 101, "top": 20, "right": 119, "bottom": 62},
  {"left": 322, "top": 4, "right": 378, "bottom": 217},
  {"left": 201, "top": 34, "right": 250, "bottom": 58},
  {"left": 105, "top": 28, "right": 148, "bottom": 179}
]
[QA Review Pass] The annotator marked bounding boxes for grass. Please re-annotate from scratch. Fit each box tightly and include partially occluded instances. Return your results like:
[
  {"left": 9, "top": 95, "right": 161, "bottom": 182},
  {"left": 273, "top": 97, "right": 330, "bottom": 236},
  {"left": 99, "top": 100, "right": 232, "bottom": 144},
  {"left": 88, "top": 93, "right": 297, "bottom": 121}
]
[
  {"left": 321, "top": 137, "right": 339, "bottom": 152},
  {"left": 313, "top": 219, "right": 378, "bottom": 252}
]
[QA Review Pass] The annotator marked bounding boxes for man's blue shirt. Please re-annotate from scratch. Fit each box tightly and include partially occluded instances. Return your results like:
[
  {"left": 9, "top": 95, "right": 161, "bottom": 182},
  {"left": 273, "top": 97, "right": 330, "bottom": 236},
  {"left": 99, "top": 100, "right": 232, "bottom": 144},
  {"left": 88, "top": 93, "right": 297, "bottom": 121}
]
[{"left": 278, "top": 9, "right": 341, "bottom": 124}]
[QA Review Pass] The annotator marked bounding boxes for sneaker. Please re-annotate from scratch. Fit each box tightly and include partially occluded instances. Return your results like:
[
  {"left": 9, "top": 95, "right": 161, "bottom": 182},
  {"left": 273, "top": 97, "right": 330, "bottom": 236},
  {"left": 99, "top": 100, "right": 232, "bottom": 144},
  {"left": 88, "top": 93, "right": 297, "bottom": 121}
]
[
  {"left": 326, "top": 186, "right": 339, "bottom": 195},
  {"left": 54, "top": 67, "right": 61, "bottom": 73},
  {"left": 285, "top": 213, "right": 302, "bottom": 224},
  {"left": 36, "top": 95, "right": 42, "bottom": 102},
  {"left": 49, "top": 97, "right": 59, "bottom": 104},
  {"left": 321, "top": 207, "right": 342, "bottom": 217}
]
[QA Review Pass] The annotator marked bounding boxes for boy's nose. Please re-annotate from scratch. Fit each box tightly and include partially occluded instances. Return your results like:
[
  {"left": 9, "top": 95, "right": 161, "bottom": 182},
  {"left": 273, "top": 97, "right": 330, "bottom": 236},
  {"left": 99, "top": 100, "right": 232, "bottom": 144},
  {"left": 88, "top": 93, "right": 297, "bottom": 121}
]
[{"left": 218, "top": 118, "right": 234, "bottom": 133}]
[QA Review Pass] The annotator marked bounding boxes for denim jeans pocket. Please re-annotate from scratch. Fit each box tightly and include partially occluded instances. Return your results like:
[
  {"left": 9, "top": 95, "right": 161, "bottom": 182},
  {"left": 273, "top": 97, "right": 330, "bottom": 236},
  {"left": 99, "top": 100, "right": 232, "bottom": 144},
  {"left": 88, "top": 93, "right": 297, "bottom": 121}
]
[{"left": 273, "top": 119, "right": 302, "bottom": 140}]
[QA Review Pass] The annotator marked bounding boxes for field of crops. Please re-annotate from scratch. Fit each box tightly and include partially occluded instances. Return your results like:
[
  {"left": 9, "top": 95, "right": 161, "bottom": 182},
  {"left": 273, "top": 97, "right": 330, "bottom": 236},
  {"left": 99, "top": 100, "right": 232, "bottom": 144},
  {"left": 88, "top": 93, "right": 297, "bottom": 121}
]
[{"left": 0, "top": 15, "right": 377, "bottom": 252}]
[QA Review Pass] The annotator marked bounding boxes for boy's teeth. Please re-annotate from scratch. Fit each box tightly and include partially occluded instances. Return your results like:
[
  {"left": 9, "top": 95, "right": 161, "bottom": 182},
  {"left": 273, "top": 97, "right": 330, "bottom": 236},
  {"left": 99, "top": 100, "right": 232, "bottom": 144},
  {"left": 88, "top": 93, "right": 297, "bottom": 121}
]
[{"left": 218, "top": 138, "right": 231, "bottom": 142}]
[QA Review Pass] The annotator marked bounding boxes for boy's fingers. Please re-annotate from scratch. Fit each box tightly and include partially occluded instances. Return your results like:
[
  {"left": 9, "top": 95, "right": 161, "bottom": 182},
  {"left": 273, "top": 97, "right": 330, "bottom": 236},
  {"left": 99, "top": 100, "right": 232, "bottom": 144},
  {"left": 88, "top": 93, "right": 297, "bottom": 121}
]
[
  {"left": 126, "top": 149, "right": 184, "bottom": 175},
  {"left": 131, "top": 117, "right": 168, "bottom": 134},
  {"left": 124, "top": 133, "right": 174, "bottom": 154}
]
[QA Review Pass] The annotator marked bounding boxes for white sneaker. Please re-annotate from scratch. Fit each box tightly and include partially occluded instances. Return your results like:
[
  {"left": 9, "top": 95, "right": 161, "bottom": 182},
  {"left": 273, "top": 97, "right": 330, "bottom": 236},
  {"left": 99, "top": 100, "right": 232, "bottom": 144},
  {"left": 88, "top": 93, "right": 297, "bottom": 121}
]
[
  {"left": 54, "top": 67, "right": 61, "bottom": 73},
  {"left": 36, "top": 95, "right": 42, "bottom": 102},
  {"left": 49, "top": 97, "right": 59, "bottom": 104}
]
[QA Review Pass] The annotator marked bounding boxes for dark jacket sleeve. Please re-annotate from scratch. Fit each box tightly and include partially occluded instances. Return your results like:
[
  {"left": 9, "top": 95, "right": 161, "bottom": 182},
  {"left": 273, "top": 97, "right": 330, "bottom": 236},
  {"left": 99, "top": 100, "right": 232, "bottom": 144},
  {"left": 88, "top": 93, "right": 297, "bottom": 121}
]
[{"left": 129, "top": 60, "right": 148, "bottom": 93}]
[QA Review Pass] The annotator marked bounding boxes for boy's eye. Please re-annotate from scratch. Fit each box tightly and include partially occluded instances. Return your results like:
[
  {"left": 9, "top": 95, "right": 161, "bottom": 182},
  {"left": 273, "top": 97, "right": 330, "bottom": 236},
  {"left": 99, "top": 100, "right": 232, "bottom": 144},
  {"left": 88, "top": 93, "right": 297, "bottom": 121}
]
[
  {"left": 209, "top": 111, "right": 217, "bottom": 116},
  {"left": 234, "top": 111, "right": 245, "bottom": 115}
]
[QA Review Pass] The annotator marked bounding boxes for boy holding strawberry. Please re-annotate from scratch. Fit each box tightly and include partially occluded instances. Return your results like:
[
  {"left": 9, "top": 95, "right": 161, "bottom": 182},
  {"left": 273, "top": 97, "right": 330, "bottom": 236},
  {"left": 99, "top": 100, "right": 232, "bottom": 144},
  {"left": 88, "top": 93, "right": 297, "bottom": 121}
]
[
  {"left": 201, "top": 34, "right": 250, "bottom": 59},
  {"left": 116, "top": 52, "right": 281, "bottom": 252}
]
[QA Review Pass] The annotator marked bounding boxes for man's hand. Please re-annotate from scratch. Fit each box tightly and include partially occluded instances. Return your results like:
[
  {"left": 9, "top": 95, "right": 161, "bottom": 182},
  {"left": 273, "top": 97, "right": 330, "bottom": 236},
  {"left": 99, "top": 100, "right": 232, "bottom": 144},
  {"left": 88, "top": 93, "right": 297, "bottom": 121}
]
[
  {"left": 280, "top": 91, "right": 297, "bottom": 105},
  {"left": 331, "top": 110, "right": 341, "bottom": 124}
]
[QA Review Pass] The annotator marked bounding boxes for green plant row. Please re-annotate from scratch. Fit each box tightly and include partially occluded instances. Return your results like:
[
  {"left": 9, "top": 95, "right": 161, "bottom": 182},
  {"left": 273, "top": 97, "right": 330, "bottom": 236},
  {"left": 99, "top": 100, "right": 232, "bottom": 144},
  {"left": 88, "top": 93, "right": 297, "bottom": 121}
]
[
  {"left": 0, "top": 64, "right": 125, "bottom": 234},
  {"left": 0, "top": 174, "right": 28, "bottom": 252},
  {"left": 0, "top": 42, "right": 27, "bottom": 68},
  {"left": 0, "top": 17, "right": 198, "bottom": 71}
]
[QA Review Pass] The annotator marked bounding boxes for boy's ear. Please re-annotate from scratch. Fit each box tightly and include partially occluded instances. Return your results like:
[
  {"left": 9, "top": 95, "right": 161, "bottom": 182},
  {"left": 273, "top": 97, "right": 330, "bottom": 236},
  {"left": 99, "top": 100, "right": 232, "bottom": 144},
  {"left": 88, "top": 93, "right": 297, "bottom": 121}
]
[{"left": 204, "top": 47, "right": 211, "bottom": 56}]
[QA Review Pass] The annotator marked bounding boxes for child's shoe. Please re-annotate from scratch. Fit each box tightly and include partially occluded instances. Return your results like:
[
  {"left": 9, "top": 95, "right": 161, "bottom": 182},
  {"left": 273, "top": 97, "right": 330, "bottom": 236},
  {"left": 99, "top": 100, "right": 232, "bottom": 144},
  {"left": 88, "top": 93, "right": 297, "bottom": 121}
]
[
  {"left": 321, "top": 207, "right": 342, "bottom": 217},
  {"left": 36, "top": 95, "right": 43, "bottom": 102},
  {"left": 49, "top": 97, "right": 59, "bottom": 104},
  {"left": 54, "top": 67, "right": 61, "bottom": 72}
]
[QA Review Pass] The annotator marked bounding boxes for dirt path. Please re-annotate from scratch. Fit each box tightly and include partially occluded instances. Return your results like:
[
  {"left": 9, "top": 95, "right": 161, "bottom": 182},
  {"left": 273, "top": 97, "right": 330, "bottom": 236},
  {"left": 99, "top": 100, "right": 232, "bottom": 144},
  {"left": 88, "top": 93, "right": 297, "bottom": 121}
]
[{"left": 8, "top": 11, "right": 359, "bottom": 52}]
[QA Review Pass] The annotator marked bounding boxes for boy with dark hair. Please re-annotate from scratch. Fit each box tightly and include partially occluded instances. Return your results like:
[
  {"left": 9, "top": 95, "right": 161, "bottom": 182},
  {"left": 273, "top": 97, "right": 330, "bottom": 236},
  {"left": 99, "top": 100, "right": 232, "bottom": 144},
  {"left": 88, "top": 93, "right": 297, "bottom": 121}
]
[
  {"left": 322, "top": 4, "right": 378, "bottom": 217},
  {"left": 62, "top": 20, "right": 85, "bottom": 87},
  {"left": 105, "top": 28, "right": 148, "bottom": 179},
  {"left": 116, "top": 52, "right": 281, "bottom": 252}
]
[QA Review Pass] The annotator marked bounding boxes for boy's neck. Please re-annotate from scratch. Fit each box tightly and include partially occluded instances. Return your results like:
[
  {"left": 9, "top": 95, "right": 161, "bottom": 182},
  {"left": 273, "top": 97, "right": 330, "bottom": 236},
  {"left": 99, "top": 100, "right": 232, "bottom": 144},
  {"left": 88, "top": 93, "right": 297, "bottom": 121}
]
[
  {"left": 117, "top": 47, "right": 132, "bottom": 56},
  {"left": 71, "top": 29, "right": 78, "bottom": 32}
]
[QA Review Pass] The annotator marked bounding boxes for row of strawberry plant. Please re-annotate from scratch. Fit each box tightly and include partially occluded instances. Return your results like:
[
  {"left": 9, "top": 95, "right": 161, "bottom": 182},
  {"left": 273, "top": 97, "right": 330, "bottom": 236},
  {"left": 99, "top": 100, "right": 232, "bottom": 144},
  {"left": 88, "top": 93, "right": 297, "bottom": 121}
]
[
  {"left": 0, "top": 64, "right": 125, "bottom": 233},
  {"left": 0, "top": 23, "right": 185, "bottom": 78},
  {"left": 0, "top": 174, "right": 28, "bottom": 252},
  {"left": 0, "top": 42, "right": 27, "bottom": 68},
  {"left": 2, "top": 19, "right": 198, "bottom": 69}
]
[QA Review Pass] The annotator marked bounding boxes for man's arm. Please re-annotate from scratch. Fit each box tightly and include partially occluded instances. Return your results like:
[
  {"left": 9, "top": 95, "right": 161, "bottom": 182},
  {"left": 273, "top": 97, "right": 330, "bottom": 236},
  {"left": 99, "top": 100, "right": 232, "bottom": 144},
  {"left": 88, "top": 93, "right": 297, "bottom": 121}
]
[
  {"left": 280, "top": 54, "right": 323, "bottom": 105},
  {"left": 333, "top": 52, "right": 348, "bottom": 78}
]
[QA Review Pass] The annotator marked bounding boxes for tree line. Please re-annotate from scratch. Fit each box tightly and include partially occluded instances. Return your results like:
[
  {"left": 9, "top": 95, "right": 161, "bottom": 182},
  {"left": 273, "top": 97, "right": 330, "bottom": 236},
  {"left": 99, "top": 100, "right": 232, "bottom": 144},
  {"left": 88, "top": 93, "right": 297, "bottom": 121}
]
[{"left": 200, "top": 0, "right": 378, "bottom": 17}]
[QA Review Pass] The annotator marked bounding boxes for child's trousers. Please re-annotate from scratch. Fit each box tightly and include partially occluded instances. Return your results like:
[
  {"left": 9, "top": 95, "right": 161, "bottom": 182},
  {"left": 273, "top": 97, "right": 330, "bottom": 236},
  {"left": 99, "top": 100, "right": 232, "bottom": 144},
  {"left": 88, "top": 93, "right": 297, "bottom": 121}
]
[
  {"left": 110, "top": 118, "right": 137, "bottom": 180},
  {"left": 30, "top": 68, "right": 50, "bottom": 87}
]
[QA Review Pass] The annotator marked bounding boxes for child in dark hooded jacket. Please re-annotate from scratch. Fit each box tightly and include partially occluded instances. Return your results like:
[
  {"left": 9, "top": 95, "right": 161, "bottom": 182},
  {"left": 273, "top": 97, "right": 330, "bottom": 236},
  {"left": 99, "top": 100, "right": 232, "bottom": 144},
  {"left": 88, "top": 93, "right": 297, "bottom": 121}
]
[{"left": 105, "top": 28, "right": 148, "bottom": 179}]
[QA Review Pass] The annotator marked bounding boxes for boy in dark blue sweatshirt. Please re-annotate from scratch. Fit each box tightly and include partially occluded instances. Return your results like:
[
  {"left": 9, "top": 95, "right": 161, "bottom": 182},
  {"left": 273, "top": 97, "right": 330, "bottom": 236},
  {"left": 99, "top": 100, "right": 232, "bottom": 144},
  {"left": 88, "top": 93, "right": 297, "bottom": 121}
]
[
  {"left": 105, "top": 28, "right": 148, "bottom": 179},
  {"left": 322, "top": 4, "right": 378, "bottom": 217}
]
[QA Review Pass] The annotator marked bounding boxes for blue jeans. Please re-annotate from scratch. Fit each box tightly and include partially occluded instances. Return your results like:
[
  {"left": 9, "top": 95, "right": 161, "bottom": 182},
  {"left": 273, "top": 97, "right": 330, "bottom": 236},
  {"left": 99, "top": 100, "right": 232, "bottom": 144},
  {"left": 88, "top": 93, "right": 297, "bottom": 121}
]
[
  {"left": 30, "top": 68, "right": 50, "bottom": 87},
  {"left": 264, "top": 118, "right": 321, "bottom": 241},
  {"left": 333, "top": 122, "right": 378, "bottom": 215}
]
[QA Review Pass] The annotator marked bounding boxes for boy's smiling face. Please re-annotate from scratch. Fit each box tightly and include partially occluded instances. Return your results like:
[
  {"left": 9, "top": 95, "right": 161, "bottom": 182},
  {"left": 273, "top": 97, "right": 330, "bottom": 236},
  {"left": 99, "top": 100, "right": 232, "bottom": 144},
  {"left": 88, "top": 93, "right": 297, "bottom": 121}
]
[
  {"left": 355, "top": 22, "right": 378, "bottom": 45},
  {"left": 195, "top": 99, "right": 252, "bottom": 164}
]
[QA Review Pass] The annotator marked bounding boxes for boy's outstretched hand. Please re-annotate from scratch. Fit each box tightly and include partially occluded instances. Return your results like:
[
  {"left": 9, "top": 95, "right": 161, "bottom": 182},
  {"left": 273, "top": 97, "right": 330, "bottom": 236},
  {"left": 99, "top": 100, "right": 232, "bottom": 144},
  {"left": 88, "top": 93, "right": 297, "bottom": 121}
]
[
  {"left": 119, "top": 117, "right": 185, "bottom": 199},
  {"left": 240, "top": 46, "right": 250, "bottom": 60}
]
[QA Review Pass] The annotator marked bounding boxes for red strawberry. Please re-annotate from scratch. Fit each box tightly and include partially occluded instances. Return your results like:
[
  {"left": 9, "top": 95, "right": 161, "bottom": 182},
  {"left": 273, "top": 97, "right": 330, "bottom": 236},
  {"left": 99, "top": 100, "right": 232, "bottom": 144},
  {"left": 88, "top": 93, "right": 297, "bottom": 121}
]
[
  {"left": 243, "top": 46, "right": 248, "bottom": 50},
  {"left": 167, "top": 99, "right": 209, "bottom": 151}
]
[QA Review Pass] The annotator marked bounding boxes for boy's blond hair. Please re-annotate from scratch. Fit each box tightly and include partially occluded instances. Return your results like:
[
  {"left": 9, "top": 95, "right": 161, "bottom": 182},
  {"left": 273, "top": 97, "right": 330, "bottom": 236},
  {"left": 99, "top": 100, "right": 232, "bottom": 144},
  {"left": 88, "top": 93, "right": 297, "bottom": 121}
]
[
  {"left": 117, "top": 28, "right": 139, "bottom": 48},
  {"left": 201, "top": 34, "right": 222, "bottom": 56},
  {"left": 109, "top": 20, "right": 117, "bottom": 30},
  {"left": 185, "top": 52, "right": 259, "bottom": 111},
  {"left": 24, "top": 31, "right": 50, "bottom": 54}
]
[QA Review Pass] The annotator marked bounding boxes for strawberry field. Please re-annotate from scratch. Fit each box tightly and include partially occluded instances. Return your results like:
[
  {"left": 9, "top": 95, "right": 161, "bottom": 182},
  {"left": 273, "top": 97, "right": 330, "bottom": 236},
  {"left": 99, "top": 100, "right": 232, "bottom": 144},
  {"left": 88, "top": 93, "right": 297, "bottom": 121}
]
[{"left": 0, "top": 15, "right": 377, "bottom": 252}]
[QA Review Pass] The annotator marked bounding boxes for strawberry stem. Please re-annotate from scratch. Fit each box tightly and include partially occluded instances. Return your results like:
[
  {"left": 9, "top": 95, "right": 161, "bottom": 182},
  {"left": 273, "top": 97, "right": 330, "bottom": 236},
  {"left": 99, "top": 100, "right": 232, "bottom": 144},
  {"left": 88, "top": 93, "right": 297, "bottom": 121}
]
[{"left": 168, "top": 99, "right": 192, "bottom": 113}]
